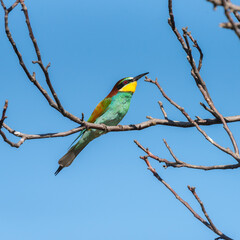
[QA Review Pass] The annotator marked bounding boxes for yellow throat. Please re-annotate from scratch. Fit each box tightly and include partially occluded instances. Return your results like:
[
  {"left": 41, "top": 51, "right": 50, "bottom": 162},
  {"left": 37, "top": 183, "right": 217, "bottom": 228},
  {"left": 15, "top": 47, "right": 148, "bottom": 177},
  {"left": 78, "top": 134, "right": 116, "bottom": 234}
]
[{"left": 119, "top": 81, "right": 137, "bottom": 93}]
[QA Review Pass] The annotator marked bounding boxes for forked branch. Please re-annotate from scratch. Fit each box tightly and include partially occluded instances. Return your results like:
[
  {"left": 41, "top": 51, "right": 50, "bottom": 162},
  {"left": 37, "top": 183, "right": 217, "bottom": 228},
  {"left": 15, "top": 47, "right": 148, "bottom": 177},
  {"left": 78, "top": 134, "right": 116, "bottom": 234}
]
[
  {"left": 207, "top": 0, "right": 240, "bottom": 39},
  {"left": 133, "top": 1, "right": 238, "bottom": 239},
  {"left": 134, "top": 151, "right": 232, "bottom": 240},
  {"left": 0, "top": 0, "right": 238, "bottom": 239},
  {"left": 1, "top": 0, "right": 240, "bottom": 156},
  {"left": 135, "top": 140, "right": 240, "bottom": 171},
  {"left": 2, "top": 113, "right": 240, "bottom": 148},
  {"left": 0, "top": 0, "right": 82, "bottom": 124},
  {"left": 164, "top": 0, "right": 240, "bottom": 162}
]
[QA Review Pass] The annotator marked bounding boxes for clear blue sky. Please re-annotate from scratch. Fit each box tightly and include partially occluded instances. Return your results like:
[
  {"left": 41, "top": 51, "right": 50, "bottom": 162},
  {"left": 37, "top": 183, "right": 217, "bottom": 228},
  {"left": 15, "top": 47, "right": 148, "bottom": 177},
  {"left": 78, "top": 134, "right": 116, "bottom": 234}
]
[{"left": 1, "top": 0, "right": 240, "bottom": 239}]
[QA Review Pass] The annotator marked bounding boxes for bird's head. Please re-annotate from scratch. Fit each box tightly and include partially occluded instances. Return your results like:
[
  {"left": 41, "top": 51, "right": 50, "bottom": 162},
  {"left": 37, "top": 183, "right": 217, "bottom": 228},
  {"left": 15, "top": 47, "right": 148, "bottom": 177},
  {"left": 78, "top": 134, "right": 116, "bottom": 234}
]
[{"left": 107, "top": 72, "right": 149, "bottom": 97}]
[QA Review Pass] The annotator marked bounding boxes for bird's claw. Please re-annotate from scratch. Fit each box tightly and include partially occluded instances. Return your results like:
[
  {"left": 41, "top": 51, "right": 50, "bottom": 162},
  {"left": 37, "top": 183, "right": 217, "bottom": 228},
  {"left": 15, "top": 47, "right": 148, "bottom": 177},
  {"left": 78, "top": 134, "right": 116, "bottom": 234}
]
[{"left": 101, "top": 124, "right": 109, "bottom": 133}]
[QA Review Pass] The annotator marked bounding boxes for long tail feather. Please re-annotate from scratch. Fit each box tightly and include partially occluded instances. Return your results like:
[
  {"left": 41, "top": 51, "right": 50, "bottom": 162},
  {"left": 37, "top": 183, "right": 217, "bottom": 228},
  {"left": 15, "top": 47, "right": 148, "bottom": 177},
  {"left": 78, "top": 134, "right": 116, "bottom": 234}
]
[
  {"left": 55, "top": 128, "right": 101, "bottom": 175},
  {"left": 58, "top": 147, "right": 76, "bottom": 167},
  {"left": 54, "top": 139, "right": 89, "bottom": 175},
  {"left": 54, "top": 147, "right": 77, "bottom": 176}
]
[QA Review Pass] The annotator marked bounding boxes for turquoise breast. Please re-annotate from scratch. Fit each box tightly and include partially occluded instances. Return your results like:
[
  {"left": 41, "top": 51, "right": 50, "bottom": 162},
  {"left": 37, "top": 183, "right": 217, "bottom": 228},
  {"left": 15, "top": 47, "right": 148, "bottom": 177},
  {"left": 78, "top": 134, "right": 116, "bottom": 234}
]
[
  {"left": 95, "top": 92, "right": 133, "bottom": 126},
  {"left": 74, "top": 92, "right": 133, "bottom": 149}
]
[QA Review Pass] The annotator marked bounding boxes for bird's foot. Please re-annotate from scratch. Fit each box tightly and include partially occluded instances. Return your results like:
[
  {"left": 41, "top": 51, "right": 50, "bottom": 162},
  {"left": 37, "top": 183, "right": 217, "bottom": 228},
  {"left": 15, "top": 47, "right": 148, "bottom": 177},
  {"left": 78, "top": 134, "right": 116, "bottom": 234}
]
[{"left": 101, "top": 124, "right": 109, "bottom": 134}]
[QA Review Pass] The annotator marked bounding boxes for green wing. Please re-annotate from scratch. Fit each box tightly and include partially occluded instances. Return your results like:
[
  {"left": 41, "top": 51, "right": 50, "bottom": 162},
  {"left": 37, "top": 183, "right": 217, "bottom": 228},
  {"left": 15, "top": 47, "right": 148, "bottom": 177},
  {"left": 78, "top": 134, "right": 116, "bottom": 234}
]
[
  {"left": 87, "top": 97, "right": 112, "bottom": 123},
  {"left": 69, "top": 97, "right": 112, "bottom": 148}
]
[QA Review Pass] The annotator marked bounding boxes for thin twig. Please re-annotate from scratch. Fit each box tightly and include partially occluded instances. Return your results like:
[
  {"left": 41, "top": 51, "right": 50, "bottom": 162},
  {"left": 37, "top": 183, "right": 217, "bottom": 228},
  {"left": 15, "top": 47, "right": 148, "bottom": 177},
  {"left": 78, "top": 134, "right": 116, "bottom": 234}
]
[
  {"left": 163, "top": 139, "right": 183, "bottom": 164},
  {"left": 134, "top": 140, "right": 240, "bottom": 171},
  {"left": 206, "top": 0, "right": 240, "bottom": 11},
  {"left": 158, "top": 101, "right": 168, "bottom": 119},
  {"left": 137, "top": 152, "right": 232, "bottom": 240},
  {"left": 3, "top": 123, "right": 83, "bottom": 140},
  {"left": 207, "top": 0, "right": 240, "bottom": 38},
  {"left": 19, "top": 0, "right": 64, "bottom": 113},
  {"left": 2, "top": 113, "right": 240, "bottom": 148},
  {"left": 0, "top": 130, "right": 26, "bottom": 148},
  {"left": 0, "top": 1, "right": 58, "bottom": 109},
  {"left": 220, "top": 22, "right": 240, "bottom": 29},
  {"left": 200, "top": 102, "right": 217, "bottom": 117},
  {"left": 233, "top": 11, "right": 240, "bottom": 22},
  {"left": 0, "top": 100, "right": 8, "bottom": 130},
  {"left": 146, "top": 77, "right": 240, "bottom": 162},
  {"left": 185, "top": 31, "right": 203, "bottom": 71},
  {"left": 0, "top": 0, "right": 83, "bottom": 125},
  {"left": 167, "top": 0, "right": 239, "bottom": 158},
  {"left": 222, "top": 0, "right": 240, "bottom": 39},
  {"left": 188, "top": 186, "right": 219, "bottom": 233},
  {"left": 7, "top": 0, "right": 19, "bottom": 13}
]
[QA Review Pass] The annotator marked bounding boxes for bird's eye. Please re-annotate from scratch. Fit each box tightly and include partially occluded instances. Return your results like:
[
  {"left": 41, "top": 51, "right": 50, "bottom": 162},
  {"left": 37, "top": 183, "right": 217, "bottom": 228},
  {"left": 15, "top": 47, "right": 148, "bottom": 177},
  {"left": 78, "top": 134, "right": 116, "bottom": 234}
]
[{"left": 123, "top": 80, "right": 128, "bottom": 85}]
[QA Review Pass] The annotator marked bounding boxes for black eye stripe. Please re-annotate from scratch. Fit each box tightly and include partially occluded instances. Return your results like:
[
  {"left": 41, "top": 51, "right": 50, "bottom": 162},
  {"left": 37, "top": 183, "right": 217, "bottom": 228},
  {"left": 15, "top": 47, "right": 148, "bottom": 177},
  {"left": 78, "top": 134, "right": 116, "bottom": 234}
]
[
  {"left": 117, "top": 80, "right": 133, "bottom": 90},
  {"left": 117, "top": 83, "right": 124, "bottom": 90}
]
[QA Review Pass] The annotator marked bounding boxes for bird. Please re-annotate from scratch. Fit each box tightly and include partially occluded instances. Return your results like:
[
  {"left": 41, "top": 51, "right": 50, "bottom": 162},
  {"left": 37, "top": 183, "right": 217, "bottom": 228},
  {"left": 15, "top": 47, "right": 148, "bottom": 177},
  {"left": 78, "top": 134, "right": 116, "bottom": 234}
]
[{"left": 54, "top": 72, "right": 149, "bottom": 175}]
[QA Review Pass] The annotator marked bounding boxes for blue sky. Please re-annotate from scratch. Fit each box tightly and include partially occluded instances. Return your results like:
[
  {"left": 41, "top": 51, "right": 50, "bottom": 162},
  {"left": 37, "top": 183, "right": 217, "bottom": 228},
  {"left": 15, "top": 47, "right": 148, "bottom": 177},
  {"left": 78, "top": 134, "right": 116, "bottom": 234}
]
[{"left": 1, "top": 0, "right": 240, "bottom": 239}]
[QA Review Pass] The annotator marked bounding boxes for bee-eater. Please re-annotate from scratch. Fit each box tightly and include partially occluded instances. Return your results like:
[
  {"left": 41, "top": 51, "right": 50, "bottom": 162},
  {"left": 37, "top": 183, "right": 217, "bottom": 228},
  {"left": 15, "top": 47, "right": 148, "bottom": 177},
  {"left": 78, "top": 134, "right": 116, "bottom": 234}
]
[{"left": 54, "top": 72, "right": 149, "bottom": 175}]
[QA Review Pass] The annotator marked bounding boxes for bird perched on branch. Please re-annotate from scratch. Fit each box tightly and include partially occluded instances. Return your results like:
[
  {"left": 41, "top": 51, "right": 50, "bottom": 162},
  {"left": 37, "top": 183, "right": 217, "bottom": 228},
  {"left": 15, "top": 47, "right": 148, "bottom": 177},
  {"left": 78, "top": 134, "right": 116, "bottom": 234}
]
[{"left": 55, "top": 72, "right": 149, "bottom": 175}]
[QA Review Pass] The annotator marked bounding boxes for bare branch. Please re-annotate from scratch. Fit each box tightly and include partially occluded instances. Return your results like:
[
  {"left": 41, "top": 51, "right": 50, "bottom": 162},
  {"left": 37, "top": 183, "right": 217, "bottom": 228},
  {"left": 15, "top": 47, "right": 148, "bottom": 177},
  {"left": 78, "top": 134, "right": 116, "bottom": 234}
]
[
  {"left": 167, "top": 0, "right": 239, "bottom": 158},
  {"left": 220, "top": 22, "right": 240, "bottom": 29},
  {"left": 7, "top": 0, "right": 18, "bottom": 13},
  {"left": 200, "top": 102, "right": 218, "bottom": 118},
  {"left": 0, "top": 0, "right": 238, "bottom": 238},
  {"left": 163, "top": 139, "right": 183, "bottom": 164},
  {"left": 221, "top": 0, "right": 240, "bottom": 39},
  {"left": 0, "top": 1, "right": 57, "bottom": 109},
  {"left": 188, "top": 186, "right": 218, "bottom": 233},
  {"left": 181, "top": 28, "right": 211, "bottom": 100},
  {"left": 0, "top": 0, "right": 83, "bottom": 125},
  {"left": 134, "top": 140, "right": 240, "bottom": 171},
  {"left": 145, "top": 77, "right": 240, "bottom": 162},
  {"left": 158, "top": 101, "right": 168, "bottom": 119},
  {"left": 2, "top": 113, "right": 240, "bottom": 148},
  {"left": 206, "top": 0, "right": 240, "bottom": 12},
  {"left": 207, "top": 0, "right": 240, "bottom": 38},
  {"left": 0, "top": 100, "right": 8, "bottom": 130},
  {"left": 185, "top": 31, "right": 203, "bottom": 71},
  {"left": 19, "top": 0, "right": 65, "bottom": 112},
  {"left": 177, "top": 20, "right": 235, "bottom": 149},
  {"left": 3, "top": 123, "right": 83, "bottom": 139},
  {"left": 1, "top": 0, "right": 240, "bottom": 164},
  {"left": 0, "top": 130, "right": 26, "bottom": 148},
  {"left": 168, "top": 0, "right": 187, "bottom": 51},
  {"left": 137, "top": 152, "right": 232, "bottom": 240},
  {"left": 233, "top": 11, "right": 240, "bottom": 22}
]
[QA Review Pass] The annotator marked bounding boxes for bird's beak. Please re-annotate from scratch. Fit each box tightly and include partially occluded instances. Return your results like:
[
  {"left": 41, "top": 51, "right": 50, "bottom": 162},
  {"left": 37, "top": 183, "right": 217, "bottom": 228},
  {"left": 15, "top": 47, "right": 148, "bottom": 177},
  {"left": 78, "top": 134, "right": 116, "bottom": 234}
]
[{"left": 133, "top": 72, "right": 149, "bottom": 81}]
